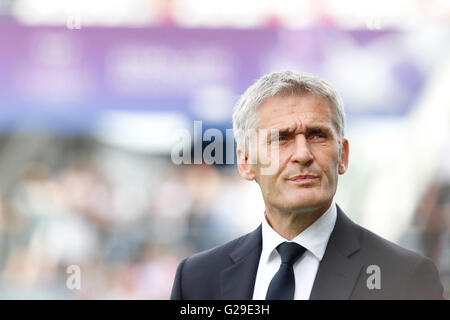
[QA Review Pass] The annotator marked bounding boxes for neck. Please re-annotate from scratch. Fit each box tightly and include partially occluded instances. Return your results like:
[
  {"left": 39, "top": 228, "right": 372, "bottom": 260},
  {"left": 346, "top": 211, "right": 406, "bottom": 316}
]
[{"left": 265, "top": 201, "right": 333, "bottom": 240}]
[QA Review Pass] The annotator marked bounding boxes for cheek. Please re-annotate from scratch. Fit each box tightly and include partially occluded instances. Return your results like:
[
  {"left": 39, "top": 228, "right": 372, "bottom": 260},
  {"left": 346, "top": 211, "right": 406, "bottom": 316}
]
[
  {"left": 326, "top": 162, "right": 341, "bottom": 187},
  {"left": 316, "top": 152, "right": 340, "bottom": 183},
  {"left": 275, "top": 148, "right": 291, "bottom": 168}
]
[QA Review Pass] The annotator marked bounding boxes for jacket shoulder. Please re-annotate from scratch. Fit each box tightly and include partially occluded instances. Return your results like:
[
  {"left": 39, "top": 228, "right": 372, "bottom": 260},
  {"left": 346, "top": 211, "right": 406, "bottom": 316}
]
[
  {"left": 171, "top": 229, "right": 260, "bottom": 300},
  {"left": 352, "top": 222, "right": 444, "bottom": 299},
  {"left": 184, "top": 232, "right": 249, "bottom": 269},
  {"left": 357, "top": 223, "right": 428, "bottom": 264}
]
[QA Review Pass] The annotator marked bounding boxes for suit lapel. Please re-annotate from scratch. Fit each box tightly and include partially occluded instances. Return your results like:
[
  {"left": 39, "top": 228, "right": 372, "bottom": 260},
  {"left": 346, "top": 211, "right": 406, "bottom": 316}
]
[
  {"left": 220, "top": 225, "right": 262, "bottom": 299},
  {"left": 309, "top": 206, "right": 363, "bottom": 300}
]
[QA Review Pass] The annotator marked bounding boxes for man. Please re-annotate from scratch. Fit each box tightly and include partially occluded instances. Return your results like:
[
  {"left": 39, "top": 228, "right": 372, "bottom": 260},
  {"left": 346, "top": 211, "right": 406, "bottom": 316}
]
[{"left": 170, "top": 70, "right": 444, "bottom": 300}]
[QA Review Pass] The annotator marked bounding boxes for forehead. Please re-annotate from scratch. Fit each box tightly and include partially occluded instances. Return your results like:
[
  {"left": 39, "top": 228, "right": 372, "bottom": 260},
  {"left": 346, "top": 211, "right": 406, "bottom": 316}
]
[{"left": 256, "top": 94, "right": 334, "bottom": 130}]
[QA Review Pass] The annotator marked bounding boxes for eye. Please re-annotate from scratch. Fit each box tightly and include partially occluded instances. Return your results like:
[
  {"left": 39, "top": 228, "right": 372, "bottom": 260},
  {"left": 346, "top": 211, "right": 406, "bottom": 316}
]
[
  {"left": 308, "top": 132, "right": 328, "bottom": 141},
  {"left": 276, "top": 135, "right": 289, "bottom": 143}
]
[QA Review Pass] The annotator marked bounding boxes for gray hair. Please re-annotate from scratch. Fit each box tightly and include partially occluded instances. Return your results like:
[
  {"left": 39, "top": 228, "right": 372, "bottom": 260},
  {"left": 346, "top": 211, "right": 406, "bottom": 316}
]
[{"left": 232, "top": 70, "right": 346, "bottom": 150}]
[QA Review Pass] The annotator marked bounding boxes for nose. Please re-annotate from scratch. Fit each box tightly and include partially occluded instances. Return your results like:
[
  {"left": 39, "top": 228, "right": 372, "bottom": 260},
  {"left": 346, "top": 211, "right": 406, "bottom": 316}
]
[{"left": 291, "top": 134, "right": 313, "bottom": 166}]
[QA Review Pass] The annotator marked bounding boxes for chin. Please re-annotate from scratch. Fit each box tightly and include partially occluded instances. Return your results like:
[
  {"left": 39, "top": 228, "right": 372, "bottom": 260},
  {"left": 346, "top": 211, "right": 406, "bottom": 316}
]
[{"left": 282, "top": 195, "right": 328, "bottom": 212}]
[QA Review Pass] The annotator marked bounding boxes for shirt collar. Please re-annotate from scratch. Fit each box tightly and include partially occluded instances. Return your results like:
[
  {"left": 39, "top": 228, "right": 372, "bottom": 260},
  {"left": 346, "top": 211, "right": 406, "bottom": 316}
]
[{"left": 261, "top": 200, "right": 337, "bottom": 262}]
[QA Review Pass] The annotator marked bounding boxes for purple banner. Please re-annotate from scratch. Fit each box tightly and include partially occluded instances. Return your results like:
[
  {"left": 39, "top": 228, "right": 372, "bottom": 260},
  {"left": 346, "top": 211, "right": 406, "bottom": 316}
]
[{"left": 0, "top": 21, "right": 425, "bottom": 132}]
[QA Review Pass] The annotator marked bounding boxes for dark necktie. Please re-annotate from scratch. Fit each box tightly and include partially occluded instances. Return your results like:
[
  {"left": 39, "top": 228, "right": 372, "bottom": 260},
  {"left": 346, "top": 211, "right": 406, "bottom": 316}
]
[{"left": 265, "top": 242, "right": 306, "bottom": 300}]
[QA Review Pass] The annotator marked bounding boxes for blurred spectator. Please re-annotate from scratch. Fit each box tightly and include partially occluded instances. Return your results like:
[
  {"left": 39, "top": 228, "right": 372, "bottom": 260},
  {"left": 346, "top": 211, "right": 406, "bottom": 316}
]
[{"left": 400, "top": 180, "right": 450, "bottom": 299}]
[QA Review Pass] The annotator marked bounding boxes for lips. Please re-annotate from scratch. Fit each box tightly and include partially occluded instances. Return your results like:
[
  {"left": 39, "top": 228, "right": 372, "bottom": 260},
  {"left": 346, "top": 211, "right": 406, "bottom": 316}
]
[
  {"left": 289, "top": 175, "right": 318, "bottom": 181},
  {"left": 287, "top": 175, "right": 319, "bottom": 185}
]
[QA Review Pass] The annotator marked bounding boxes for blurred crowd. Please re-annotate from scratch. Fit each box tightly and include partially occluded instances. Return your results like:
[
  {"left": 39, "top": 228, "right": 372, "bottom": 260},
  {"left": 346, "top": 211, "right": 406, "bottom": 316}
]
[{"left": 0, "top": 135, "right": 264, "bottom": 299}]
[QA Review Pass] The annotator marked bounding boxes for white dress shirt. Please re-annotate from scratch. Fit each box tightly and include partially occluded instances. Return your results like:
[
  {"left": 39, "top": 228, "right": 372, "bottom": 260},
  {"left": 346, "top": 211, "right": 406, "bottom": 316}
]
[{"left": 252, "top": 200, "right": 337, "bottom": 300}]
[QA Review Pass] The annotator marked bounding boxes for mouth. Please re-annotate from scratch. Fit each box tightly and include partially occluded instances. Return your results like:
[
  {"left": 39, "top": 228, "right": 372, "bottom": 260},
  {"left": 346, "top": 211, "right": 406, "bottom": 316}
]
[{"left": 288, "top": 175, "right": 319, "bottom": 185}]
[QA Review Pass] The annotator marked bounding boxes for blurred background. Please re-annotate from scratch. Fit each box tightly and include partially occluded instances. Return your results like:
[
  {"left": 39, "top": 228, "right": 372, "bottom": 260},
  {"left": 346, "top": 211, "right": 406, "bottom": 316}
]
[{"left": 0, "top": 0, "right": 449, "bottom": 299}]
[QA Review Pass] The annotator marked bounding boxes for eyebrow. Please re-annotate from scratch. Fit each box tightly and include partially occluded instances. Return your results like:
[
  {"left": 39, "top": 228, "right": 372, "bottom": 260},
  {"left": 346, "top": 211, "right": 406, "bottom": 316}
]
[
  {"left": 275, "top": 125, "right": 333, "bottom": 136},
  {"left": 305, "top": 126, "right": 332, "bottom": 136}
]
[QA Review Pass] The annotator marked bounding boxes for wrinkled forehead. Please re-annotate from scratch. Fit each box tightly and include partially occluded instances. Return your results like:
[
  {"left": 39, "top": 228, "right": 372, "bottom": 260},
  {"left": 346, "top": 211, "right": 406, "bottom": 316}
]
[{"left": 255, "top": 93, "right": 337, "bottom": 132}]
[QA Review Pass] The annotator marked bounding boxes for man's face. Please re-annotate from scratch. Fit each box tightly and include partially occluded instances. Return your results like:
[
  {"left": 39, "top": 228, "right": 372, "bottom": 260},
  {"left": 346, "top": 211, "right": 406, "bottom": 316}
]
[{"left": 237, "top": 93, "right": 349, "bottom": 214}]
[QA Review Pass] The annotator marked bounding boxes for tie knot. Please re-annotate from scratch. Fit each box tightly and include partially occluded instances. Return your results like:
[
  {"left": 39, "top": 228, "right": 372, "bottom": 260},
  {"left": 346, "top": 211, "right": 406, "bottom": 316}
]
[{"left": 276, "top": 242, "right": 306, "bottom": 265}]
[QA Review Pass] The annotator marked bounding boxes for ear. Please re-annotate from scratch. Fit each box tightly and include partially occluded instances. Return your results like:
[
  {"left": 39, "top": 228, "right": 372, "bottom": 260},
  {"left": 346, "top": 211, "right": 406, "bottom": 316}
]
[
  {"left": 338, "top": 138, "right": 349, "bottom": 175},
  {"left": 237, "top": 148, "right": 256, "bottom": 181}
]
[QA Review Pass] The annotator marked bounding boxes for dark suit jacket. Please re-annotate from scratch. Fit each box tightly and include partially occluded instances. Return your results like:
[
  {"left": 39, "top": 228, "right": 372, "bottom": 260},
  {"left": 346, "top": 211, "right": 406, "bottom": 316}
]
[{"left": 170, "top": 206, "right": 444, "bottom": 299}]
